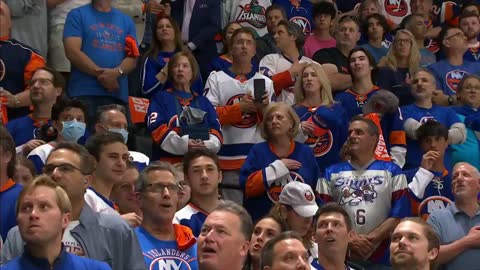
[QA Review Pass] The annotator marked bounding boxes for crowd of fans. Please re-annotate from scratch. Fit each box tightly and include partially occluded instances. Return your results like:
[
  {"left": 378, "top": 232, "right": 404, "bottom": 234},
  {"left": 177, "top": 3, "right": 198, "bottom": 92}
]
[{"left": 0, "top": 0, "right": 480, "bottom": 269}]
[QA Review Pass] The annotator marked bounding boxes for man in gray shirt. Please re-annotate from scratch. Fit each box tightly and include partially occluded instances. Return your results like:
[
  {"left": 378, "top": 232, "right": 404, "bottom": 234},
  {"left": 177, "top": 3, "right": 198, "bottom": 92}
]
[{"left": 427, "top": 161, "right": 480, "bottom": 270}]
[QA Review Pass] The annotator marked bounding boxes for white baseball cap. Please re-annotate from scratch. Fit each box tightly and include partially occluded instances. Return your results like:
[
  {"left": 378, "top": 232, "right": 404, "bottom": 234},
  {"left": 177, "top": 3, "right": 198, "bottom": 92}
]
[{"left": 279, "top": 181, "right": 318, "bottom": 218}]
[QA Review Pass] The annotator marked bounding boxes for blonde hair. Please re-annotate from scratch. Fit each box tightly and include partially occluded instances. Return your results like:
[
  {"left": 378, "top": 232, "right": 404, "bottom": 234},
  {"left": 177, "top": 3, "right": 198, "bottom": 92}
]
[
  {"left": 378, "top": 29, "right": 421, "bottom": 74},
  {"left": 260, "top": 103, "right": 301, "bottom": 140},
  {"left": 294, "top": 63, "right": 335, "bottom": 107},
  {"left": 16, "top": 175, "right": 72, "bottom": 216}
]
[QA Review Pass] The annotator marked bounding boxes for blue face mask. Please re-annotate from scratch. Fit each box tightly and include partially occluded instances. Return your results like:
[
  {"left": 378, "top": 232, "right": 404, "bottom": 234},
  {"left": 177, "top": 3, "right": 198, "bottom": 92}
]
[
  {"left": 61, "top": 120, "right": 86, "bottom": 142},
  {"left": 108, "top": 128, "right": 129, "bottom": 143}
]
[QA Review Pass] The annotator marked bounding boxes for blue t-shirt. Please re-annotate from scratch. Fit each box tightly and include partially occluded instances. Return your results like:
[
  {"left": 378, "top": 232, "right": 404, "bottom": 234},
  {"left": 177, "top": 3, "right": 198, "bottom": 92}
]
[
  {"left": 427, "top": 60, "right": 480, "bottom": 95},
  {"left": 359, "top": 43, "right": 389, "bottom": 64},
  {"left": 135, "top": 226, "right": 198, "bottom": 270},
  {"left": 5, "top": 115, "right": 52, "bottom": 147},
  {"left": 64, "top": 4, "right": 137, "bottom": 103}
]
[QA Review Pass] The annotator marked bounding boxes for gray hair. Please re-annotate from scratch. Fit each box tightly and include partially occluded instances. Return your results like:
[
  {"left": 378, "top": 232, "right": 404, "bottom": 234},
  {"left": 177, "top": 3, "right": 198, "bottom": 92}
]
[
  {"left": 136, "top": 161, "right": 178, "bottom": 192},
  {"left": 277, "top": 20, "right": 305, "bottom": 50},
  {"left": 212, "top": 201, "right": 253, "bottom": 241}
]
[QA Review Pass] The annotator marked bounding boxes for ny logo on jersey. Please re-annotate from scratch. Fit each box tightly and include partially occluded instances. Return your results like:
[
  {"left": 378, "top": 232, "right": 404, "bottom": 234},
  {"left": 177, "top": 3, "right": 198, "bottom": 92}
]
[
  {"left": 290, "top": 16, "right": 311, "bottom": 35},
  {"left": 267, "top": 172, "right": 305, "bottom": 202},
  {"left": 150, "top": 258, "right": 193, "bottom": 270},
  {"left": 446, "top": 69, "right": 469, "bottom": 93},
  {"left": 384, "top": 0, "right": 408, "bottom": 17}
]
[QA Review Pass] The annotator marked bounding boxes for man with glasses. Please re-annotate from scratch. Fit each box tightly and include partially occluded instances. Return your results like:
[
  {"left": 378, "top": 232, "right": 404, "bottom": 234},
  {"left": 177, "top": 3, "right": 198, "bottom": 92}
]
[
  {"left": 427, "top": 26, "right": 480, "bottom": 106},
  {"left": 6, "top": 67, "right": 63, "bottom": 155},
  {"left": 1, "top": 142, "right": 146, "bottom": 270},
  {"left": 134, "top": 161, "right": 198, "bottom": 270}
]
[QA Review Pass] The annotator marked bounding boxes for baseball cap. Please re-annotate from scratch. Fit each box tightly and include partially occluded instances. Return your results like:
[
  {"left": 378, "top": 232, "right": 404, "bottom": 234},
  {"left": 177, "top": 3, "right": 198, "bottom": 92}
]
[{"left": 279, "top": 181, "right": 319, "bottom": 217}]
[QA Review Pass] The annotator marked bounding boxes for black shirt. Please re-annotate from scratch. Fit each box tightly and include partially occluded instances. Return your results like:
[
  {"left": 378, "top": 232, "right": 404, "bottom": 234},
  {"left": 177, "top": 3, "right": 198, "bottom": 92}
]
[{"left": 312, "top": 47, "right": 350, "bottom": 74}]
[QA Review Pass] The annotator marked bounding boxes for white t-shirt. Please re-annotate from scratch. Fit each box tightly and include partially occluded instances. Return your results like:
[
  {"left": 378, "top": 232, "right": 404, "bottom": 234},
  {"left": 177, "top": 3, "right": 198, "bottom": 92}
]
[{"left": 62, "top": 220, "right": 85, "bottom": 256}]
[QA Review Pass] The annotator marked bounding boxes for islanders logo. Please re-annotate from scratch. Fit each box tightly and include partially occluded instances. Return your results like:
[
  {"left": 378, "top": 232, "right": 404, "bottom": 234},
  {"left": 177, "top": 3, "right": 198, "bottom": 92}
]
[
  {"left": 305, "top": 129, "right": 333, "bottom": 157},
  {"left": 290, "top": 16, "right": 311, "bottom": 35},
  {"left": 445, "top": 69, "right": 468, "bottom": 93},
  {"left": 226, "top": 94, "right": 257, "bottom": 128},
  {"left": 267, "top": 172, "right": 305, "bottom": 202},
  {"left": 235, "top": 0, "right": 267, "bottom": 29},
  {"left": 417, "top": 195, "right": 452, "bottom": 220},
  {"left": 384, "top": 0, "right": 408, "bottom": 17}
]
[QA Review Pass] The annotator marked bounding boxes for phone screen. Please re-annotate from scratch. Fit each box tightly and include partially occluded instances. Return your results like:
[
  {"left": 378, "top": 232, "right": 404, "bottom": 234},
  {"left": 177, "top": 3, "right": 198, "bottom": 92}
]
[{"left": 254, "top": 79, "right": 266, "bottom": 103}]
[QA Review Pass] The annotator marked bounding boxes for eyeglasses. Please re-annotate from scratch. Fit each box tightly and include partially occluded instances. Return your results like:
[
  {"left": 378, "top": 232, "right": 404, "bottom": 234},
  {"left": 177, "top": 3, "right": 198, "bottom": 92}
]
[
  {"left": 144, "top": 183, "right": 180, "bottom": 193},
  {"left": 394, "top": 38, "right": 412, "bottom": 45},
  {"left": 445, "top": 31, "right": 465, "bottom": 40},
  {"left": 43, "top": 163, "right": 83, "bottom": 175},
  {"left": 28, "top": 78, "right": 53, "bottom": 87}
]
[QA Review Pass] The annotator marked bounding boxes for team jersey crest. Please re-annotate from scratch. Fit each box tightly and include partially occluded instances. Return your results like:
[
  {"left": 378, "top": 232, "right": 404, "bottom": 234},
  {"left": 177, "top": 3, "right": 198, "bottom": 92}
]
[
  {"left": 226, "top": 94, "right": 257, "bottom": 128},
  {"left": 267, "top": 172, "right": 305, "bottom": 202},
  {"left": 384, "top": 0, "right": 409, "bottom": 17},
  {"left": 235, "top": 0, "right": 267, "bottom": 29},
  {"left": 446, "top": 69, "right": 468, "bottom": 93}
]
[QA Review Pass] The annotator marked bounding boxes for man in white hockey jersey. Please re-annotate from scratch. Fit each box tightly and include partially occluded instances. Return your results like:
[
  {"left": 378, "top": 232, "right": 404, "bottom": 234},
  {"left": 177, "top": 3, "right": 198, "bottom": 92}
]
[
  {"left": 259, "top": 20, "right": 314, "bottom": 106},
  {"left": 204, "top": 27, "right": 274, "bottom": 204},
  {"left": 316, "top": 116, "right": 411, "bottom": 269}
]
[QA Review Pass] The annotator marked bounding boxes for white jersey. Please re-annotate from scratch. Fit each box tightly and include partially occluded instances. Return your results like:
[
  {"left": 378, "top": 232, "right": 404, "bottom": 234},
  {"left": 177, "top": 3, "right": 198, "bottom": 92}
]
[
  {"left": 62, "top": 220, "right": 85, "bottom": 256},
  {"left": 204, "top": 70, "right": 274, "bottom": 169},
  {"left": 229, "top": 0, "right": 271, "bottom": 37},
  {"left": 259, "top": 53, "right": 315, "bottom": 106},
  {"left": 316, "top": 160, "right": 410, "bottom": 236},
  {"left": 84, "top": 188, "right": 120, "bottom": 216}
]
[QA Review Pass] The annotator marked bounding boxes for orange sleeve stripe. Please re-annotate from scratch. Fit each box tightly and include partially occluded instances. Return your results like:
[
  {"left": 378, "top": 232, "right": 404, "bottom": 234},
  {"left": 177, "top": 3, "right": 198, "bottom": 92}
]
[
  {"left": 389, "top": 130, "right": 406, "bottom": 145},
  {"left": 245, "top": 170, "right": 266, "bottom": 197},
  {"left": 151, "top": 124, "right": 171, "bottom": 144},
  {"left": 216, "top": 103, "right": 243, "bottom": 125},
  {"left": 219, "top": 159, "right": 245, "bottom": 170},
  {"left": 271, "top": 70, "right": 294, "bottom": 96},
  {"left": 209, "top": 129, "right": 223, "bottom": 144},
  {"left": 24, "top": 52, "right": 46, "bottom": 86}
]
